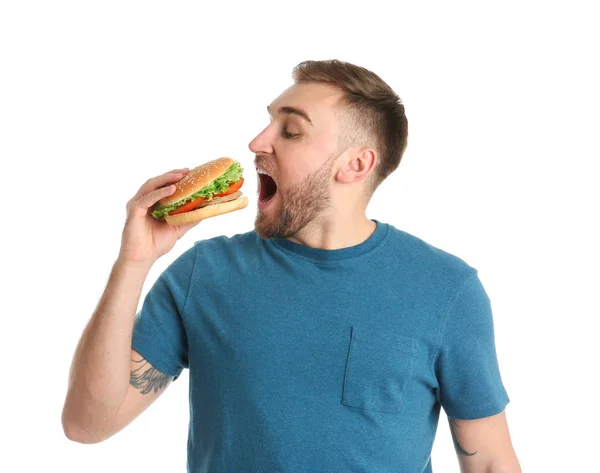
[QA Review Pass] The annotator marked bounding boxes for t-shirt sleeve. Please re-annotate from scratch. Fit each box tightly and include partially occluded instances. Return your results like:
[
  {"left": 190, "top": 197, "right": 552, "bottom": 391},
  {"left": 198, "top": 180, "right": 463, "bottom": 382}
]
[
  {"left": 433, "top": 270, "right": 510, "bottom": 420},
  {"left": 131, "top": 245, "right": 197, "bottom": 381}
]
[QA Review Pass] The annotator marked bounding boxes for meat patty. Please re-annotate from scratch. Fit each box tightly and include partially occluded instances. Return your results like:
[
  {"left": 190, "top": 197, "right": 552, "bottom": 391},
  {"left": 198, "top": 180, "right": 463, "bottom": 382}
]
[{"left": 197, "top": 190, "right": 242, "bottom": 208}]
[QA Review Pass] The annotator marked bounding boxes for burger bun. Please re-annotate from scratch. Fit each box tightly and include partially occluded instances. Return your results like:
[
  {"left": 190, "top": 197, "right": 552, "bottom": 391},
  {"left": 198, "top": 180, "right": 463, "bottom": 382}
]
[{"left": 164, "top": 196, "right": 248, "bottom": 226}]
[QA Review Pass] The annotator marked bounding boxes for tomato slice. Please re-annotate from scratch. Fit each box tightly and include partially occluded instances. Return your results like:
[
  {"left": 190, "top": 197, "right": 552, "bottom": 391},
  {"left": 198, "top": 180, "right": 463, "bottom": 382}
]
[
  {"left": 213, "top": 177, "right": 244, "bottom": 197},
  {"left": 167, "top": 178, "right": 244, "bottom": 216},
  {"left": 168, "top": 196, "right": 207, "bottom": 215}
]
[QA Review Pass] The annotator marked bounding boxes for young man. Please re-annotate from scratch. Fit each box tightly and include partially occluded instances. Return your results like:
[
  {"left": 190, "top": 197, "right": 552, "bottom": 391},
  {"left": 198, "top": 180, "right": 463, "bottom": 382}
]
[{"left": 63, "top": 59, "right": 521, "bottom": 473}]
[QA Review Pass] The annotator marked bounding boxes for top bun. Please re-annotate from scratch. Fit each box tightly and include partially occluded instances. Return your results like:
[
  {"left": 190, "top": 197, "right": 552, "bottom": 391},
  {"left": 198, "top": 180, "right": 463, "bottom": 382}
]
[{"left": 158, "top": 157, "right": 234, "bottom": 207}]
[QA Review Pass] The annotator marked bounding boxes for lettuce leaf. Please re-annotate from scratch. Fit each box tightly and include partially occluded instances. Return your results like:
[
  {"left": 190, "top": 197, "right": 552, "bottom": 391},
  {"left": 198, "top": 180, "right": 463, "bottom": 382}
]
[{"left": 151, "top": 161, "right": 244, "bottom": 220}]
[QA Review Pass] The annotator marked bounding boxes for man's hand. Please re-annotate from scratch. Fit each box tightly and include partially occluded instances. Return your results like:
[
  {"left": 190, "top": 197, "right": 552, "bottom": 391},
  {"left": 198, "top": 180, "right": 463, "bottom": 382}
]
[
  {"left": 118, "top": 167, "right": 201, "bottom": 268},
  {"left": 448, "top": 411, "right": 521, "bottom": 473}
]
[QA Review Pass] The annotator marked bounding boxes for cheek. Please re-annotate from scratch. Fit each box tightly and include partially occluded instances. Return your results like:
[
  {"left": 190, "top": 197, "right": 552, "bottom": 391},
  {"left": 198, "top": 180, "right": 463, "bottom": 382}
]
[
  {"left": 278, "top": 166, "right": 303, "bottom": 188},
  {"left": 277, "top": 135, "right": 335, "bottom": 184},
  {"left": 313, "top": 132, "right": 339, "bottom": 159},
  {"left": 294, "top": 137, "right": 331, "bottom": 166}
]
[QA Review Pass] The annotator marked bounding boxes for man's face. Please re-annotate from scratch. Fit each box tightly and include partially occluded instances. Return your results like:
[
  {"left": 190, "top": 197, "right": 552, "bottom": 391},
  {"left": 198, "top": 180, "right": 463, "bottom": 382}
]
[{"left": 249, "top": 82, "right": 346, "bottom": 240}]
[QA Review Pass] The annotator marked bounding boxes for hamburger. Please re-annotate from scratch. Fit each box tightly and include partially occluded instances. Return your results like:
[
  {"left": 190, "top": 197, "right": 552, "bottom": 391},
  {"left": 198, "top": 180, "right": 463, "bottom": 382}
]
[{"left": 151, "top": 157, "right": 248, "bottom": 225}]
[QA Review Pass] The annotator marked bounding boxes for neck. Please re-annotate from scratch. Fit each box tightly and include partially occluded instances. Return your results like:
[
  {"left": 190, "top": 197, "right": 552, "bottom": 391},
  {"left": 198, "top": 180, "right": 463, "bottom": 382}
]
[{"left": 285, "top": 214, "right": 377, "bottom": 250}]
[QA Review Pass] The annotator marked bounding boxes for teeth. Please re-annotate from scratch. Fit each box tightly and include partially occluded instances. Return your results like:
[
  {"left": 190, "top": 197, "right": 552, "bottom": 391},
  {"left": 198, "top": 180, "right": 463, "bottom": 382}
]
[{"left": 256, "top": 168, "right": 272, "bottom": 177}]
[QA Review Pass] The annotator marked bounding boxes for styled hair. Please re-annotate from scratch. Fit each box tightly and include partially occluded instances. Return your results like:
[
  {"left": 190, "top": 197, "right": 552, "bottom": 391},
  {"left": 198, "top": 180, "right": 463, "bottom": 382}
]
[{"left": 292, "top": 59, "right": 408, "bottom": 199}]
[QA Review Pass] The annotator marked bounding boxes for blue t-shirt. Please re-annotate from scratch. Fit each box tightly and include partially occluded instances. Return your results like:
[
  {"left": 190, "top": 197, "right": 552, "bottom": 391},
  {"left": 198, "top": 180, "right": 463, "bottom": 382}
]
[{"left": 132, "top": 219, "right": 509, "bottom": 473}]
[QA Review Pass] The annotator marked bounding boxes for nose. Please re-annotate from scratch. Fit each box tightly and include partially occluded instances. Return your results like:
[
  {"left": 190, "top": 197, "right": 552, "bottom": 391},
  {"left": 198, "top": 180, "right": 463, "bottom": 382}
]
[{"left": 248, "top": 125, "right": 275, "bottom": 155}]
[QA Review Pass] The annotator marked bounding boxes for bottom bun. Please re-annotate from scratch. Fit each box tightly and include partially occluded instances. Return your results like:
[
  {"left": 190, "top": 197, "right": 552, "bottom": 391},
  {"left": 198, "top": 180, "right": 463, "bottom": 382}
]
[{"left": 164, "top": 196, "right": 249, "bottom": 226}]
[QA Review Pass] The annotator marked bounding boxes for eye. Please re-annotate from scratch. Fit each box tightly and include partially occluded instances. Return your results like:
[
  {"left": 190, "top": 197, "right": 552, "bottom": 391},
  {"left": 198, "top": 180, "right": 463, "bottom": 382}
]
[{"left": 282, "top": 129, "right": 299, "bottom": 139}]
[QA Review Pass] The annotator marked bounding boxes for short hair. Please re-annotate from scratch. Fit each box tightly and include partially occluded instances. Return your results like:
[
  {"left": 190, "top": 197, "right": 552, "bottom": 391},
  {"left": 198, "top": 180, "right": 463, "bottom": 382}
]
[{"left": 292, "top": 59, "right": 408, "bottom": 199}]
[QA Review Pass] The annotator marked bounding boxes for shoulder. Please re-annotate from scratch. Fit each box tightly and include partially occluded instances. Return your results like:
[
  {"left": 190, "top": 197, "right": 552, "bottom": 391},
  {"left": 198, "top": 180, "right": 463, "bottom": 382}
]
[
  {"left": 191, "top": 227, "right": 259, "bottom": 252},
  {"left": 384, "top": 223, "right": 476, "bottom": 282},
  {"left": 189, "top": 227, "right": 261, "bottom": 267}
]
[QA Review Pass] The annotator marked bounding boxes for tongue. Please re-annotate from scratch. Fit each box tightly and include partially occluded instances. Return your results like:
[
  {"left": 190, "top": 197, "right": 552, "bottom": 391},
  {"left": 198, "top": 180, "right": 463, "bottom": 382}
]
[{"left": 260, "top": 174, "right": 277, "bottom": 202}]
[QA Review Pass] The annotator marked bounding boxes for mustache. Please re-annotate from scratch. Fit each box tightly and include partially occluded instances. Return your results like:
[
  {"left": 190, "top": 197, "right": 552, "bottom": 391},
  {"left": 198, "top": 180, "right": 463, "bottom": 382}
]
[{"left": 254, "top": 154, "right": 268, "bottom": 168}]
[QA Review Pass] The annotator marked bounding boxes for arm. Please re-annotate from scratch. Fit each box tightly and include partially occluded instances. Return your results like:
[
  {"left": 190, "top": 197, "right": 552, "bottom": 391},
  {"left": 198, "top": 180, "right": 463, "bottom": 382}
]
[
  {"left": 61, "top": 167, "right": 198, "bottom": 443},
  {"left": 61, "top": 260, "right": 154, "bottom": 443},
  {"left": 448, "top": 411, "right": 521, "bottom": 473},
  {"left": 102, "top": 348, "right": 174, "bottom": 441},
  {"left": 433, "top": 272, "right": 516, "bottom": 471}
]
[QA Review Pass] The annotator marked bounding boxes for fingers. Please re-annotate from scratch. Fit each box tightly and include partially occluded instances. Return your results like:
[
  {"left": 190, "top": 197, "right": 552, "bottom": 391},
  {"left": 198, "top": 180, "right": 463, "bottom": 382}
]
[
  {"left": 132, "top": 168, "right": 189, "bottom": 202},
  {"left": 135, "top": 183, "right": 178, "bottom": 211}
]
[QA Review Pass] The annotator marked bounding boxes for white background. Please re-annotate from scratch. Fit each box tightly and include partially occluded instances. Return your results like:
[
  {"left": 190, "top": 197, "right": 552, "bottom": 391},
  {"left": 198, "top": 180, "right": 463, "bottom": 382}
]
[{"left": 1, "top": 1, "right": 598, "bottom": 471}]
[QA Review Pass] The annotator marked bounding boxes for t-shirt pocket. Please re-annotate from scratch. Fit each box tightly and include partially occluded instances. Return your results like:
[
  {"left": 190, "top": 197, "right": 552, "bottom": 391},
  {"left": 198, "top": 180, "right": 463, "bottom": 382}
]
[{"left": 341, "top": 326, "right": 416, "bottom": 414}]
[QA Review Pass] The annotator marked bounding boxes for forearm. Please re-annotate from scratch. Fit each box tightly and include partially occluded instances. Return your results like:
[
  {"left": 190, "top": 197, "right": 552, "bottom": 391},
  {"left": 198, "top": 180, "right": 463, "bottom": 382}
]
[{"left": 62, "top": 258, "right": 152, "bottom": 439}]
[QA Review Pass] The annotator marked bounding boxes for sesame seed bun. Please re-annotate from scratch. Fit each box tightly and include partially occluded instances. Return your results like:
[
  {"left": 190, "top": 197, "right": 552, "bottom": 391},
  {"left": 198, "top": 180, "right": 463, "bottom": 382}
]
[
  {"left": 164, "top": 195, "right": 248, "bottom": 225},
  {"left": 158, "top": 157, "right": 234, "bottom": 207}
]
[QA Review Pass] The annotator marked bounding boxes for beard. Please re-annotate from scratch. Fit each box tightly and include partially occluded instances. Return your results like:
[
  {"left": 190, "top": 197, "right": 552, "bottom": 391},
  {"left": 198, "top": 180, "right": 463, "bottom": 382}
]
[{"left": 254, "top": 152, "right": 339, "bottom": 240}]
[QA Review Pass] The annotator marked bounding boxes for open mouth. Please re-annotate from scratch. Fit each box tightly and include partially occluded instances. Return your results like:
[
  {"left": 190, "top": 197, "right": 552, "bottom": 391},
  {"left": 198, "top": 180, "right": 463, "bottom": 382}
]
[{"left": 258, "top": 173, "right": 278, "bottom": 203}]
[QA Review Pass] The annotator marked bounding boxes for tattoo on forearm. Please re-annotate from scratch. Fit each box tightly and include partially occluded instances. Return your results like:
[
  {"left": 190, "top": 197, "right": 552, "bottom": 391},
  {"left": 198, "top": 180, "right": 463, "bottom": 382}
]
[
  {"left": 130, "top": 356, "right": 172, "bottom": 395},
  {"left": 448, "top": 418, "right": 477, "bottom": 456}
]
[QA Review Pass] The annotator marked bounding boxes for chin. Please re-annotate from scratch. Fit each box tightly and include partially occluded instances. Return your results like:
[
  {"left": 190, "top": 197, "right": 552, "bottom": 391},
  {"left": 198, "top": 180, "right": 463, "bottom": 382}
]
[
  {"left": 254, "top": 212, "right": 293, "bottom": 240},
  {"left": 254, "top": 219, "right": 279, "bottom": 239}
]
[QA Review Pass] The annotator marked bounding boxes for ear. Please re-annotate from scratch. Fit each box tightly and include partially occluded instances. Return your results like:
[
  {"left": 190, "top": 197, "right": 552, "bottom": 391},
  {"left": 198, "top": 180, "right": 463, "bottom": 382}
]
[{"left": 336, "top": 148, "right": 376, "bottom": 184}]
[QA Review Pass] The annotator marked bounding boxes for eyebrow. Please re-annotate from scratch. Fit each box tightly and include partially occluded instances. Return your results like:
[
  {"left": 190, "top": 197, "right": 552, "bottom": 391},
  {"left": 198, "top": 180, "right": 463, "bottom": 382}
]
[{"left": 267, "top": 105, "right": 313, "bottom": 125}]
